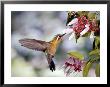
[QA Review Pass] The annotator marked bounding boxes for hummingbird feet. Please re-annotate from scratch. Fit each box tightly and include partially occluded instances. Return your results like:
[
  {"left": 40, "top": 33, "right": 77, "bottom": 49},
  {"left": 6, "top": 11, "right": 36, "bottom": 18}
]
[{"left": 49, "top": 60, "right": 56, "bottom": 72}]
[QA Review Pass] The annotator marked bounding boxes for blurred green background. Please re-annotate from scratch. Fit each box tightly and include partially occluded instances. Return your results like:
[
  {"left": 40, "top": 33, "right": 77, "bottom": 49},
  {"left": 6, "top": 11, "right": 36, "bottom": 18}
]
[{"left": 11, "top": 11, "right": 97, "bottom": 77}]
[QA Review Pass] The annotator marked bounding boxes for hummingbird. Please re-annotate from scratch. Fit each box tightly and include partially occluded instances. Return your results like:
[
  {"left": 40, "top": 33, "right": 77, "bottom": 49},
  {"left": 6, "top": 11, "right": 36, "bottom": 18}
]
[{"left": 19, "top": 33, "right": 66, "bottom": 72}]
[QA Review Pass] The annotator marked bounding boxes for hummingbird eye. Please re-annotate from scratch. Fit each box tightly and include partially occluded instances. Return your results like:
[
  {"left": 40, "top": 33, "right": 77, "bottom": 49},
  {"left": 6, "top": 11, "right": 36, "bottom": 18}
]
[
  {"left": 57, "top": 36, "right": 62, "bottom": 40},
  {"left": 59, "top": 36, "right": 61, "bottom": 37}
]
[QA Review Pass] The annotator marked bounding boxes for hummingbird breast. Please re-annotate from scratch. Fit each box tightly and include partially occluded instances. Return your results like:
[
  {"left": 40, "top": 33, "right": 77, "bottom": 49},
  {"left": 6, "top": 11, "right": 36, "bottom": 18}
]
[{"left": 46, "top": 42, "right": 58, "bottom": 56}]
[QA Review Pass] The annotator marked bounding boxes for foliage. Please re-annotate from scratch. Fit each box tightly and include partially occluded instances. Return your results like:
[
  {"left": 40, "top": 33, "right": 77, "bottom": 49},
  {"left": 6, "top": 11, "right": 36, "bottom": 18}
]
[
  {"left": 83, "top": 59, "right": 93, "bottom": 77},
  {"left": 95, "top": 63, "right": 100, "bottom": 77},
  {"left": 67, "top": 51, "right": 84, "bottom": 60}
]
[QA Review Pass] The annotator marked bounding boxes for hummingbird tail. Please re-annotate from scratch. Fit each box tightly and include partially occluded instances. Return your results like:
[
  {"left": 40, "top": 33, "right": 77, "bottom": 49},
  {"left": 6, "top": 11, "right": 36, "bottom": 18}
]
[
  {"left": 47, "top": 54, "right": 55, "bottom": 72},
  {"left": 49, "top": 59, "right": 56, "bottom": 72}
]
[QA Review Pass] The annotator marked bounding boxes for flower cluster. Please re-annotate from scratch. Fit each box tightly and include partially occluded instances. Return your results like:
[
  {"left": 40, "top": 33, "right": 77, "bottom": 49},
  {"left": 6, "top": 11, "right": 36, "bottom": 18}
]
[
  {"left": 73, "top": 16, "right": 89, "bottom": 33},
  {"left": 63, "top": 11, "right": 100, "bottom": 41},
  {"left": 89, "top": 19, "right": 99, "bottom": 32},
  {"left": 61, "top": 57, "right": 83, "bottom": 76}
]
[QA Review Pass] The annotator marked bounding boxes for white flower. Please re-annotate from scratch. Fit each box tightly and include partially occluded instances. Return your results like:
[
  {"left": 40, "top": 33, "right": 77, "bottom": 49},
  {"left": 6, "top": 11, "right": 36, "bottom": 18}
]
[
  {"left": 62, "top": 18, "right": 78, "bottom": 40},
  {"left": 68, "top": 18, "right": 78, "bottom": 28},
  {"left": 62, "top": 28, "right": 73, "bottom": 34},
  {"left": 62, "top": 29, "right": 75, "bottom": 40},
  {"left": 69, "top": 31, "right": 75, "bottom": 40},
  {"left": 62, "top": 24, "right": 90, "bottom": 40}
]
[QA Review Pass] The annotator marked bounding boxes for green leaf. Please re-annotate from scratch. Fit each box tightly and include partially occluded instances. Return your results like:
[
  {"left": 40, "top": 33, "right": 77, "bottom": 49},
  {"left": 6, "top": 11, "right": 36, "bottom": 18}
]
[
  {"left": 83, "top": 61, "right": 93, "bottom": 77},
  {"left": 89, "top": 49, "right": 100, "bottom": 56},
  {"left": 94, "top": 36, "right": 100, "bottom": 49},
  {"left": 88, "top": 13, "right": 97, "bottom": 20},
  {"left": 77, "top": 11, "right": 89, "bottom": 16},
  {"left": 95, "top": 63, "right": 100, "bottom": 77},
  {"left": 67, "top": 51, "right": 84, "bottom": 60},
  {"left": 82, "top": 32, "right": 91, "bottom": 37},
  {"left": 90, "top": 56, "right": 100, "bottom": 62},
  {"left": 83, "top": 57, "right": 98, "bottom": 77}
]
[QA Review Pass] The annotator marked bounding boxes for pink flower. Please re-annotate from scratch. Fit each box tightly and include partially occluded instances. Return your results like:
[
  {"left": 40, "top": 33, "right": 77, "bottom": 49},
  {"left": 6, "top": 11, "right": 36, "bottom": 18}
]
[
  {"left": 73, "top": 16, "right": 89, "bottom": 33},
  {"left": 61, "top": 57, "right": 83, "bottom": 76},
  {"left": 64, "top": 16, "right": 90, "bottom": 40},
  {"left": 63, "top": 15, "right": 99, "bottom": 40},
  {"left": 89, "top": 19, "right": 99, "bottom": 32}
]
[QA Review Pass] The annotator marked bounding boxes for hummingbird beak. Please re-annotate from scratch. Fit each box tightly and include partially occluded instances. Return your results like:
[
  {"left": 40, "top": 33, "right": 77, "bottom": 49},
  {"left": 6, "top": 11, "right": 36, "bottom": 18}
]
[
  {"left": 56, "top": 33, "right": 66, "bottom": 40},
  {"left": 60, "top": 33, "right": 66, "bottom": 37}
]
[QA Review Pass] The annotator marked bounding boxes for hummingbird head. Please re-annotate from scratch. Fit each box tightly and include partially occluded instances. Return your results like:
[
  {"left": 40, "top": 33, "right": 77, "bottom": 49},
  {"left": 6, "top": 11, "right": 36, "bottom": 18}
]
[
  {"left": 54, "top": 33, "right": 66, "bottom": 41},
  {"left": 50, "top": 33, "right": 66, "bottom": 44}
]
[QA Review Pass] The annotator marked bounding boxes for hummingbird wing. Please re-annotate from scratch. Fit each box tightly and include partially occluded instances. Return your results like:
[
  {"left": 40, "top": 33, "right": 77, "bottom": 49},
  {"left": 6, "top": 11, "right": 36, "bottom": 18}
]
[{"left": 19, "top": 38, "right": 49, "bottom": 52}]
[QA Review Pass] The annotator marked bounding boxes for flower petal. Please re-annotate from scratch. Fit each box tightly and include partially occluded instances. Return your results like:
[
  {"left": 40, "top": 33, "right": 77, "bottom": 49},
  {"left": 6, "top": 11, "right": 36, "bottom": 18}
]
[
  {"left": 62, "top": 28, "right": 73, "bottom": 34},
  {"left": 69, "top": 32, "right": 75, "bottom": 40},
  {"left": 80, "top": 24, "right": 90, "bottom": 36},
  {"left": 67, "top": 18, "right": 78, "bottom": 26}
]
